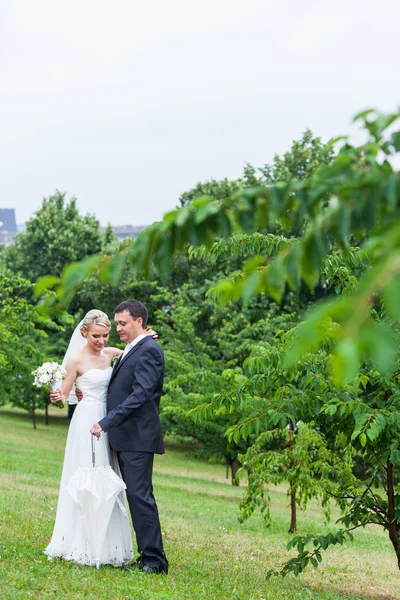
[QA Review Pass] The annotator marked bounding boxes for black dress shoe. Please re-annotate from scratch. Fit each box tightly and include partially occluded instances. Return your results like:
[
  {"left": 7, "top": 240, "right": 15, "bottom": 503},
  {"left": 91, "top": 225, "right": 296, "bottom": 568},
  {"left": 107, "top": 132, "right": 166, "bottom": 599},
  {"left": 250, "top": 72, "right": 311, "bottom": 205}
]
[{"left": 141, "top": 564, "right": 168, "bottom": 575}]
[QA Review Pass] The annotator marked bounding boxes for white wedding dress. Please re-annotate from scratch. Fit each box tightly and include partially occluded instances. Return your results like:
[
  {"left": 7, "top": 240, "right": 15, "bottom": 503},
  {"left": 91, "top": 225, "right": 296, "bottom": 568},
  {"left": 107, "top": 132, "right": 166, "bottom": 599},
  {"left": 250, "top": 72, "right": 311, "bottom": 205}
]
[{"left": 45, "top": 367, "right": 133, "bottom": 567}]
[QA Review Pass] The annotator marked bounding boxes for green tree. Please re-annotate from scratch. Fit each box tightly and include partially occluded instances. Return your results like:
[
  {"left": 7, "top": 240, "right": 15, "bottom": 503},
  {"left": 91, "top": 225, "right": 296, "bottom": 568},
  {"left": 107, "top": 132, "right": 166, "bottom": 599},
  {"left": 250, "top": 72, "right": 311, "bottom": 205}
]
[
  {"left": 0, "top": 273, "right": 49, "bottom": 427},
  {"left": 6, "top": 191, "right": 103, "bottom": 282},
  {"left": 115, "top": 109, "right": 400, "bottom": 573},
  {"left": 238, "top": 423, "right": 354, "bottom": 534},
  {"left": 126, "top": 108, "right": 400, "bottom": 573},
  {"left": 38, "top": 109, "right": 400, "bottom": 572},
  {"left": 244, "top": 129, "right": 335, "bottom": 186},
  {"left": 0, "top": 245, "right": 7, "bottom": 271},
  {"left": 101, "top": 223, "right": 120, "bottom": 254},
  {"left": 179, "top": 178, "right": 244, "bottom": 208},
  {"left": 153, "top": 291, "right": 250, "bottom": 483},
  {"left": 113, "top": 109, "right": 400, "bottom": 377}
]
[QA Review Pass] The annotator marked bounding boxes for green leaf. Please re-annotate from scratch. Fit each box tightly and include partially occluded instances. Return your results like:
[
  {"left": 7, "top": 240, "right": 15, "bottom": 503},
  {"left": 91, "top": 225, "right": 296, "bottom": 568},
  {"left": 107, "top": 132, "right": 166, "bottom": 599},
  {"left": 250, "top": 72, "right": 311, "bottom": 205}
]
[
  {"left": 360, "top": 321, "right": 397, "bottom": 374},
  {"left": 265, "top": 256, "right": 285, "bottom": 302},
  {"left": 33, "top": 275, "right": 60, "bottom": 298},
  {"left": 353, "top": 109, "right": 375, "bottom": 122},
  {"left": 383, "top": 274, "right": 400, "bottom": 321},
  {"left": 218, "top": 212, "right": 232, "bottom": 238},
  {"left": 331, "top": 338, "right": 360, "bottom": 384},
  {"left": 194, "top": 202, "right": 219, "bottom": 224},
  {"left": 301, "top": 230, "right": 325, "bottom": 289},
  {"left": 62, "top": 261, "right": 85, "bottom": 291},
  {"left": 336, "top": 204, "right": 350, "bottom": 243},
  {"left": 241, "top": 272, "right": 262, "bottom": 307},
  {"left": 285, "top": 242, "right": 301, "bottom": 291},
  {"left": 107, "top": 253, "right": 125, "bottom": 287},
  {"left": 391, "top": 131, "right": 400, "bottom": 152},
  {"left": 61, "top": 255, "right": 102, "bottom": 305}
]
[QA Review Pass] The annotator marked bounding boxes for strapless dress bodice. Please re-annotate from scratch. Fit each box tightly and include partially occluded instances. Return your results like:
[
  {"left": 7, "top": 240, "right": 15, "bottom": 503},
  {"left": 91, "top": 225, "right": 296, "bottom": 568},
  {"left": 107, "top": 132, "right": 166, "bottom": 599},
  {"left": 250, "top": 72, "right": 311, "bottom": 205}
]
[{"left": 75, "top": 367, "right": 112, "bottom": 403}]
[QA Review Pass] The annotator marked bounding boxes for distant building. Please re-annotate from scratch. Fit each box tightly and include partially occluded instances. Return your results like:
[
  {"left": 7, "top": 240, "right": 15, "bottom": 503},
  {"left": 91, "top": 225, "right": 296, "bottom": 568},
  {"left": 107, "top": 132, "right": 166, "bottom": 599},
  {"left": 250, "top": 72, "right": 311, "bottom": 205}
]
[
  {"left": 0, "top": 209, "right": 17, "bottom": 245},
  {"left": 0, "top": 212, "right": 145, "bottom": 246},
  {"left": 108, "top": 225, "right": 145, "bottom": 241}
]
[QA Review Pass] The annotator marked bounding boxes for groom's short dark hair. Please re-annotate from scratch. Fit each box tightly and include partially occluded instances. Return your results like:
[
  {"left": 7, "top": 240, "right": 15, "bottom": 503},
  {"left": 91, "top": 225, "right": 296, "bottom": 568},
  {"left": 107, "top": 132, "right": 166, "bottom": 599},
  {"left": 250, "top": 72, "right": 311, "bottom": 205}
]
[{"left": 115, "top": 299, "right": 148, "bottom": 328}]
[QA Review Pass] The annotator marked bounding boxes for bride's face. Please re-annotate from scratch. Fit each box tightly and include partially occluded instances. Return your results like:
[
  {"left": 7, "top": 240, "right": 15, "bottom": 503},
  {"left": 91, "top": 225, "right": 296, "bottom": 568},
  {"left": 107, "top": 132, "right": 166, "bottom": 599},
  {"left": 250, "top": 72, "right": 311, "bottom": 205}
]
[{"left": 83, "top": 324, "right": 110, "bottom": 351}]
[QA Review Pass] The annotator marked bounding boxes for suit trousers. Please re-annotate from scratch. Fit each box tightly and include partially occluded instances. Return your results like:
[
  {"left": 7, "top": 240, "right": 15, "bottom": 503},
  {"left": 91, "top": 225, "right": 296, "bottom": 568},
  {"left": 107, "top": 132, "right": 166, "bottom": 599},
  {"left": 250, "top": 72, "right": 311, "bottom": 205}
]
[{"left": 117, "top": 451, "right": 168, "bottom": 571}]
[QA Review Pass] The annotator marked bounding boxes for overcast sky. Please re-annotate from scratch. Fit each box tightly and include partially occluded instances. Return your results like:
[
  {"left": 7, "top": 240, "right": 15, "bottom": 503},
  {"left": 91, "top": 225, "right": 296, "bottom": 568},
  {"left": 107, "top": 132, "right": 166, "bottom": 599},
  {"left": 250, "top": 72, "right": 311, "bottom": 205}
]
[{"left": 1, "top": 0, "right": 399, "bottom": 227}]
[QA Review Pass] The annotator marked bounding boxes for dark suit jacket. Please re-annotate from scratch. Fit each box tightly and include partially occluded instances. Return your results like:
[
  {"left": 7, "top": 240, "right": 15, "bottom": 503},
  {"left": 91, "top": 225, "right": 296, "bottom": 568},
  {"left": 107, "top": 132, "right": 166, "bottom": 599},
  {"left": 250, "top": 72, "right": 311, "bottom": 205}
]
[{"left": 99, "top": 336, "right": 165, "bottom": 454}]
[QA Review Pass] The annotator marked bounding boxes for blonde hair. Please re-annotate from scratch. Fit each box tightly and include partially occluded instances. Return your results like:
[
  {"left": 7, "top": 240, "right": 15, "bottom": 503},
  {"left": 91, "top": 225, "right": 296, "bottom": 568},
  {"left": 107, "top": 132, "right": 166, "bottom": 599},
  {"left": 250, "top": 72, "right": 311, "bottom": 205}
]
[{"left": 80, "top": 309, "right": 111, "bottom": 332}]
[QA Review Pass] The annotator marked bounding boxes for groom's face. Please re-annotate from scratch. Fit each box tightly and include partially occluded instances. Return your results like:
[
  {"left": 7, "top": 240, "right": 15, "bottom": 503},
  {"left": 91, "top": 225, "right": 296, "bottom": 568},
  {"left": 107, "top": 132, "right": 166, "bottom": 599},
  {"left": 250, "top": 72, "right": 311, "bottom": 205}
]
[{"left": 115, "top": 310, "right": 143, "bottom": 344}]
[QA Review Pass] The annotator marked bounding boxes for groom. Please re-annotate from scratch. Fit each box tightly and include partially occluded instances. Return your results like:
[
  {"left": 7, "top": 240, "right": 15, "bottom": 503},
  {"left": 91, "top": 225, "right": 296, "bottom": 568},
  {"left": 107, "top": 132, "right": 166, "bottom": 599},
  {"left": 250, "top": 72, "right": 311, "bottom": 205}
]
[{"left": 90, "top": 299, "right": 168, "bottom": 574}]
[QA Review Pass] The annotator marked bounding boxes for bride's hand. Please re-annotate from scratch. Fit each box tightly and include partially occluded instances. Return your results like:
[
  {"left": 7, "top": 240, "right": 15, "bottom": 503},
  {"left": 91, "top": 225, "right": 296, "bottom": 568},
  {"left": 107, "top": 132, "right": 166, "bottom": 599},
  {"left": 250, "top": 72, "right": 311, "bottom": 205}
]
[
  {"left": 145, "top": 327, "right": 158, "bottom": 339},
  {"left": 49, "top": 390, "right": 64, "bottom": 404}
]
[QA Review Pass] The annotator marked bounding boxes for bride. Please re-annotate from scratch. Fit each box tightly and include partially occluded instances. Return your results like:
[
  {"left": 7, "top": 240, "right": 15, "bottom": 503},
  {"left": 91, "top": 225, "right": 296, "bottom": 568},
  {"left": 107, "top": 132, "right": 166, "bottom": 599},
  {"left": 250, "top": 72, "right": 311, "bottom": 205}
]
[{"left": 45, "top": 309, "right": 155, "bottom": 568}]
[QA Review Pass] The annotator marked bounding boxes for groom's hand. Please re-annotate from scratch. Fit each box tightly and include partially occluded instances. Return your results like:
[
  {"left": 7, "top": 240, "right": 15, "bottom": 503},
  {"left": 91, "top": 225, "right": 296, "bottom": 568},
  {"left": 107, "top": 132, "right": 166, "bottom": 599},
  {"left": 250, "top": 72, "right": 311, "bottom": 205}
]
[{"left": 90, "top": 423, "right": 103, "bottom": 438}]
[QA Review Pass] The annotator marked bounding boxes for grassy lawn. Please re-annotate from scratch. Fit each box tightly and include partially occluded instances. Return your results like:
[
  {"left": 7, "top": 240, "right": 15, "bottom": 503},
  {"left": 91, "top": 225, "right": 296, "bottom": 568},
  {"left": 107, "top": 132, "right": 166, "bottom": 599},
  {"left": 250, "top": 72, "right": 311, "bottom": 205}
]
[{"left": 0, "top": 407, "right": 399, "bottom": 600}]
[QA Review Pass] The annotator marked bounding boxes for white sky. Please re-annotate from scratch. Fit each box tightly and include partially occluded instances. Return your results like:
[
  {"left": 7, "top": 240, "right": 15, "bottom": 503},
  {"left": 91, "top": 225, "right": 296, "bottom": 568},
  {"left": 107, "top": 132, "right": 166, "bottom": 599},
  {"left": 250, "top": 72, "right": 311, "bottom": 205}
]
[{"left": 1, "top": 0, "right": 399, "bottom": 226}]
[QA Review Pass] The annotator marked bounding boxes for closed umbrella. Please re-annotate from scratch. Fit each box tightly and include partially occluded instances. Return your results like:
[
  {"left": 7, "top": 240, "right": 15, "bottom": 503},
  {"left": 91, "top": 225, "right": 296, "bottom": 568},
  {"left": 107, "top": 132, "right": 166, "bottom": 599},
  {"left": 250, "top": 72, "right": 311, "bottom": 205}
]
[{"left": 66, "top": 437, "right": 127, "bottom": 568}]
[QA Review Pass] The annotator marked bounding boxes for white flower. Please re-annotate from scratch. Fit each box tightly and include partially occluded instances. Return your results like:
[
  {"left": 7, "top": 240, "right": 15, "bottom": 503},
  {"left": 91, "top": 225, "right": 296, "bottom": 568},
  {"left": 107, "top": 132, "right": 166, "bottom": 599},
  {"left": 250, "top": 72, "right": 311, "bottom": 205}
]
[{"left": 32, "top": 361, "right": 67, "bottom": 388}]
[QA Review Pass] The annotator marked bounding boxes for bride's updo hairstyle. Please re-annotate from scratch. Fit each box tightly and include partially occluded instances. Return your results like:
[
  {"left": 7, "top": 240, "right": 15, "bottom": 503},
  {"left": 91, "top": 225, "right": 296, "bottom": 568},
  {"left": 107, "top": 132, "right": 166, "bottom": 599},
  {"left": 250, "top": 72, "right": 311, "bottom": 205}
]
[{"left": 80, "top": 309, "right": 111, "bottom": 334}]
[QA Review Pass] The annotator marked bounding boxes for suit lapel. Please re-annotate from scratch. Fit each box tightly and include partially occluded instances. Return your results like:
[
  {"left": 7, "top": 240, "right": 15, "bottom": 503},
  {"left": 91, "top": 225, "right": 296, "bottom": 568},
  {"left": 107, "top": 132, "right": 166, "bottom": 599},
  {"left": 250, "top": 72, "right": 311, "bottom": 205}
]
[{"left": 109, "top": 337, "right": 150, "bottom": 384}]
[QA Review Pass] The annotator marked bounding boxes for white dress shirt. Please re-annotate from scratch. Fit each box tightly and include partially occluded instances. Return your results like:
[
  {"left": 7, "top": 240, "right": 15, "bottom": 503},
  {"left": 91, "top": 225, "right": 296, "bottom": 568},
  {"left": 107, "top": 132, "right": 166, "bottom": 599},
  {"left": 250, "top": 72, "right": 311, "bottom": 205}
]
[{"left": 121, "top": 333, "right": 147, "bottom": 360}]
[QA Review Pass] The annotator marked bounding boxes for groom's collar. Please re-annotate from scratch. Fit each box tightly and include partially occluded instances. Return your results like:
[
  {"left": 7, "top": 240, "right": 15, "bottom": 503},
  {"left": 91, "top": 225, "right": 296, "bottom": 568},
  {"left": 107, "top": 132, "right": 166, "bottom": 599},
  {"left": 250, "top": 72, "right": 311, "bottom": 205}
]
[
  {"left": 119, "top": 335, "right": 150, "bottom": 365},
  {"left": 127, "top": 333, "right": 147, "bottom": 349}
]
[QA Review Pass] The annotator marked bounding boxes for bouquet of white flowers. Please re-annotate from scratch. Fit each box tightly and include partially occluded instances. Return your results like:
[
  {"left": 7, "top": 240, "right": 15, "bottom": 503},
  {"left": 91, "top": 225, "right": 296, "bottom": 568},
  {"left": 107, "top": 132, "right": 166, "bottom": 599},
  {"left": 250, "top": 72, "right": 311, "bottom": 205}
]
[{"left": 32, "top": 362, "right": 67, "bottom": 408}]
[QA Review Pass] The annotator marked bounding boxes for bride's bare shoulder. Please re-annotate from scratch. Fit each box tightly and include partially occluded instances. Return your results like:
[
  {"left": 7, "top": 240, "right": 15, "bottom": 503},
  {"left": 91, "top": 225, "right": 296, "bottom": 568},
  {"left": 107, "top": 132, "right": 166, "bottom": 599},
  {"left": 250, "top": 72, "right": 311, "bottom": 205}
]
[{"left": 65, "top": 354, "right": 80, "bottom": 373}]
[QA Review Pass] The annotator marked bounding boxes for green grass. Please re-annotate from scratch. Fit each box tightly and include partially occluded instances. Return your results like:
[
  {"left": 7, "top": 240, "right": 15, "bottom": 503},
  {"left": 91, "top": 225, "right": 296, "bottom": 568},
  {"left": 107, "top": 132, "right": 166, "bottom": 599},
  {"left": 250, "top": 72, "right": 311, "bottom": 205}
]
[{"left": 0, "top": 407, "right": 399, "bottom": 600}]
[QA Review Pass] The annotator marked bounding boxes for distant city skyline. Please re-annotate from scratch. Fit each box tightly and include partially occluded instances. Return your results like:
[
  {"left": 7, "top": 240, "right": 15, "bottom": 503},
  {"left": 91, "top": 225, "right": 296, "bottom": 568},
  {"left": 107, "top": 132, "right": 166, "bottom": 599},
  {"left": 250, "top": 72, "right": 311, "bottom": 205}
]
[
  {"left": 0, "top": 207, "right": 145, "bottom": 245},
  {"left": 0, "top": 208, "right": 17, "bottom": 244},
  {"left": 1, "top": 205, "right": 149, "bottom": 229}
]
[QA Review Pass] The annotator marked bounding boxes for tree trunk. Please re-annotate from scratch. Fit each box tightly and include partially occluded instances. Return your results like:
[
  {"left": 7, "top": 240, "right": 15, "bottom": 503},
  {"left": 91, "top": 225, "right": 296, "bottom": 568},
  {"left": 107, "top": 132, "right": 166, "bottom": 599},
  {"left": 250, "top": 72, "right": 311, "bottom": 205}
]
[
  {"left": 228, "top": 457, "right": 241, "bottom": 486},
  {"left": 289, "top": 486, "right": 297, "bottom": 533},
  {"left": 287, "top": 421, "right": 296, "bottom": 533},
  {"left": 387, "top": 461, "right": 400, "bottom": 569},
  {"left": 32, "top": 396, "right": 37, "bottom": 430}
]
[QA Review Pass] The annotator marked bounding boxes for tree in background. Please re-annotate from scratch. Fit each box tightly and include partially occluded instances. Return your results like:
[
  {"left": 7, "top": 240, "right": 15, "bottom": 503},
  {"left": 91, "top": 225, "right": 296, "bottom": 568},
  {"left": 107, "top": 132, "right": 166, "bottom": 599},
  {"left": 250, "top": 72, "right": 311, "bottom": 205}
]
[
  {"left": 32, "top": 132, "right": 338, "bottom": 481},
  {"left": 122, "top": 109, "right": 400, "bottom": 574},
  {"left": 152, "top": 290, "right": 248, "bottom": 483},
  {"left": 238, "top": 422, "right": 355, "bottom": 534},
  {"left": 0, "top": 273, "right": 52, "bottom": 427},
  {"left": 179, "top": 178, "right": 244, "bottom": 208},
  {"left": 244, "top": 129, "right": 334, "bottom": 186},
  {"left": 5, "top": 191, "right": 102, "bottom": 282},
  {"left": 0, "top": 193, "right": 108, "bottom": 424},
  {"left": 51, "top": 109, "right": 400, "bottom": 574},
  {"left": 33, "top": 112, "right": 400, "bottom": 573}
]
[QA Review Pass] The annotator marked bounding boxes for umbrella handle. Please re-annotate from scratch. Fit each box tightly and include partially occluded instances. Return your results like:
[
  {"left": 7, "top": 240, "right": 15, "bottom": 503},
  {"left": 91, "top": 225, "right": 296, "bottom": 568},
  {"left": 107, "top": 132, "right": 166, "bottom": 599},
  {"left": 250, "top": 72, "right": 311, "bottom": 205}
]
[{"left": 91, "top": 435, "right": 96, "bottom": 468}]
